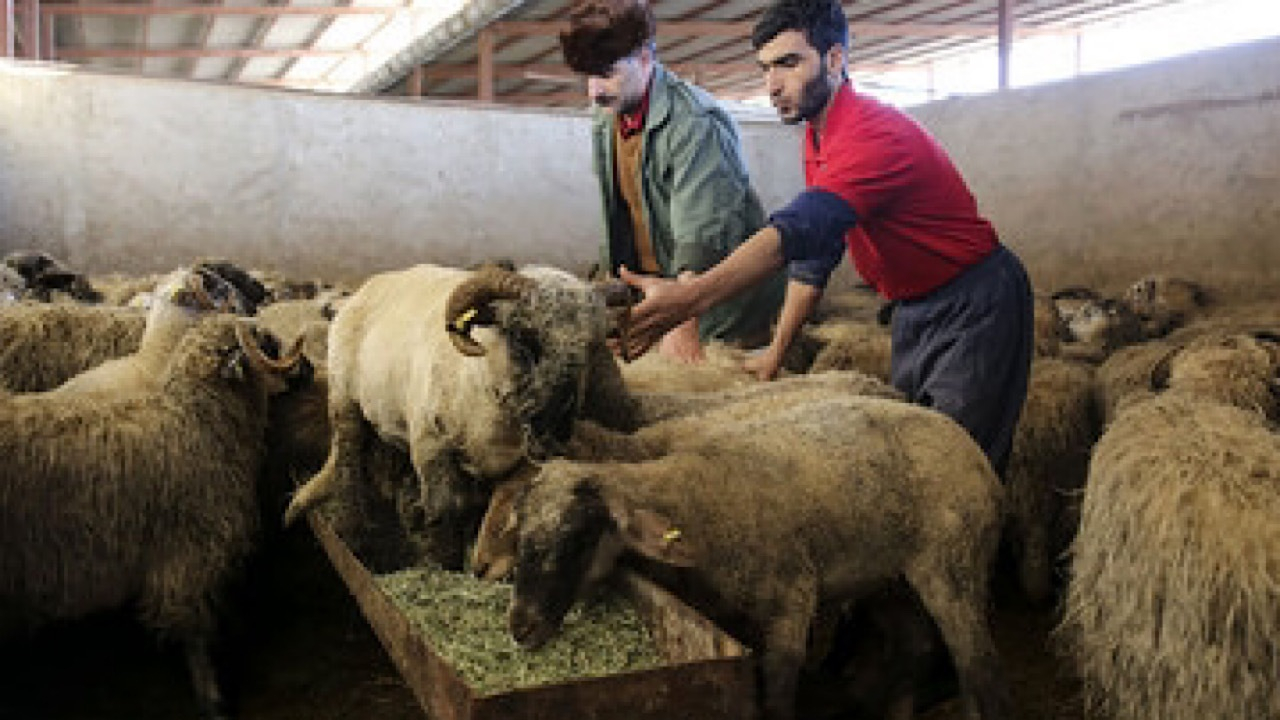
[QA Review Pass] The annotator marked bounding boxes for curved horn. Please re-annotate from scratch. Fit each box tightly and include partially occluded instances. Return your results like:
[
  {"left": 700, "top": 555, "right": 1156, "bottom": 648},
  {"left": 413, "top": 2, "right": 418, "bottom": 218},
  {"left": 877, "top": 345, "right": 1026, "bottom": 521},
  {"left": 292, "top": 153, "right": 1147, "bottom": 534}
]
[
  {"left": 445, "top": 267, "right": 536, "bottom": 357},
  {"left": 184, "top": 269, "right": 223, "bottom": 311},
  {"left": 234, "top": 323, "right": 305, "bottom": 373}
]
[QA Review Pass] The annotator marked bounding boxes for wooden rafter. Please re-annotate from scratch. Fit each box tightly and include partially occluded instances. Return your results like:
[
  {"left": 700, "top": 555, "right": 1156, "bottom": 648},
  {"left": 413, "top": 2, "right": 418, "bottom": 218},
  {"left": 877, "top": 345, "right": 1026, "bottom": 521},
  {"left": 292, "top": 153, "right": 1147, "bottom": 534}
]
[
  {"left": 230, "top": 0, "right": 288, "bottom": 81},
  {"left": 185, "top": 0, "right": 219, "bottom": 78},
  {"left": 39, "top": 4, "right": 417, "bottom": 16}
]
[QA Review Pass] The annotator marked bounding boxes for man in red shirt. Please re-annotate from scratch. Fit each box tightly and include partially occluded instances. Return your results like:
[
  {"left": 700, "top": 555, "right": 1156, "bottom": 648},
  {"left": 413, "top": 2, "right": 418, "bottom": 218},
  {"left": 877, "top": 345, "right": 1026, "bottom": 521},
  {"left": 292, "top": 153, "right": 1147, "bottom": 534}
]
[{"left": 620, "top": 0, "right": 1033, "bottom": 478}]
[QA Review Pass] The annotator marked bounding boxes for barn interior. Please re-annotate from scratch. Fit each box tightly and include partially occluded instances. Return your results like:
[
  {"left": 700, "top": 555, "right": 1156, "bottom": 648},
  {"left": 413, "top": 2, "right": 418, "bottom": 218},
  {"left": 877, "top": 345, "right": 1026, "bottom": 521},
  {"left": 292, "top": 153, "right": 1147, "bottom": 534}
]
[{"left": 1, "top": 0, "right": 1278, "bottom": 718}]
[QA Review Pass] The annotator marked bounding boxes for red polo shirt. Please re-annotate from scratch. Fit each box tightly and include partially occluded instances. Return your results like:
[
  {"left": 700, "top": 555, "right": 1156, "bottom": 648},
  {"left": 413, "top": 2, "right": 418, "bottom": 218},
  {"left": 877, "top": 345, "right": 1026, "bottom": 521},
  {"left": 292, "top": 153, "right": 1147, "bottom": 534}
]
[{"left": 806, "top": 84, "right": 997, "bottom": 300}]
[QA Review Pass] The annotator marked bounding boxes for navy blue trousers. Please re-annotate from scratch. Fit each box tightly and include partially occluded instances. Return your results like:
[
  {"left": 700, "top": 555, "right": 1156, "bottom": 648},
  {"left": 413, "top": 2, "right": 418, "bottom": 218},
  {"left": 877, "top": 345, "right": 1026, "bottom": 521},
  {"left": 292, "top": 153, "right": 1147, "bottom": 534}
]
[{"left": 889, "top": 245, "right": 1034, "bottom": 479}]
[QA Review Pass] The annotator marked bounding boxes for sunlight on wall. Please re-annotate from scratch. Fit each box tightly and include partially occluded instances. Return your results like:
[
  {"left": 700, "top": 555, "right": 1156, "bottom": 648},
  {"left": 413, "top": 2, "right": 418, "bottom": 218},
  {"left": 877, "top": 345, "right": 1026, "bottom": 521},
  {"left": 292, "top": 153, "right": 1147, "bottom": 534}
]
[{"left": 850, "top": 0, "right": 1280, "bottom": 107}]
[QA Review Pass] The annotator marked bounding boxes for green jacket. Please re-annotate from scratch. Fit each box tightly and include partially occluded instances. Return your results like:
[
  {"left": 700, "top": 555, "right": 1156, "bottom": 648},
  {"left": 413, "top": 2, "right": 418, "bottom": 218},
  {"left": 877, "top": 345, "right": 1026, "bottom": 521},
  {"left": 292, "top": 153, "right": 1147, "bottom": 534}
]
[{"left": 591, "top": 64, "right": 785, "bottom": 345}]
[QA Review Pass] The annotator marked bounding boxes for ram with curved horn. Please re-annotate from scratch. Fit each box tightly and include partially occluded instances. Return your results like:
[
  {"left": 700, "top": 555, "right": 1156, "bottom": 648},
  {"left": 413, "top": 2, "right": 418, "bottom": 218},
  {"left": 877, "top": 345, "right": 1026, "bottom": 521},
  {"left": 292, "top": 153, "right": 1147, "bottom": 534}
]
[{"left": 282, "top": 262, "right": 636, "bottom": 570}]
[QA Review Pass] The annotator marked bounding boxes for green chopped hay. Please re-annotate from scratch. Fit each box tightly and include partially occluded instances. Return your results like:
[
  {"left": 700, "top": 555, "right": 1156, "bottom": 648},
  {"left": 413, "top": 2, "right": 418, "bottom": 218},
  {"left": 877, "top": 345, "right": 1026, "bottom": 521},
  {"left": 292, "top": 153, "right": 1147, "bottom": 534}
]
[{"left": 376, "top": 567, "right": 665, "bottom": 695}]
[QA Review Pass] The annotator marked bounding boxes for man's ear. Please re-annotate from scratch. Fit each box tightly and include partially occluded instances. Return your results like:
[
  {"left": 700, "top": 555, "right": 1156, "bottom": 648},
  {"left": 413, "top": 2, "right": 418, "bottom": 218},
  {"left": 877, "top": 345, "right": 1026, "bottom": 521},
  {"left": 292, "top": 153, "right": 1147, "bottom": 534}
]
[
  {"left": 598, "top": 486, "right": 696, "bottom": 567},
  {"left": 825, "top": 43, "right": 847, "bottom": 83}
]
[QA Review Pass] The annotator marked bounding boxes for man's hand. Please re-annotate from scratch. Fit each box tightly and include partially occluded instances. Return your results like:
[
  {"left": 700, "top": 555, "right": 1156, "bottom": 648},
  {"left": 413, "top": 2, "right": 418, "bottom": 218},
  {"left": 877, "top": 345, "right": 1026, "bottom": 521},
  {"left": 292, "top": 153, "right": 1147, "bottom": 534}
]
[
  {"left": 618, "top": 266, "right": 699, "bottom": 359},
  {"left": 742, "top": 345, "right": 784, "bottom": 381}
]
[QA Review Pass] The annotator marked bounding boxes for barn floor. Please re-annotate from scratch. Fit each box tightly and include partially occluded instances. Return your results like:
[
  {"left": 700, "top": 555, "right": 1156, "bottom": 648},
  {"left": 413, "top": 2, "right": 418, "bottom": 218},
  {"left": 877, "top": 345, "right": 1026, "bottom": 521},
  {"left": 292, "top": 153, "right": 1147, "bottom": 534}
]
[{"left": 0, "top": 527, "right": 1087, "bottom": 720}]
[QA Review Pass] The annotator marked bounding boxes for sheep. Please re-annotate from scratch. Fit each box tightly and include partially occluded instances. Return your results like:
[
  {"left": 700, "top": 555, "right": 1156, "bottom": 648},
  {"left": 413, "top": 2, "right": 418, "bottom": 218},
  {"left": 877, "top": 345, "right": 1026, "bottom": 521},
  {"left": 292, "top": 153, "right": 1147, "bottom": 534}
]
[
  {"left": 1061, "top": 331, "right": 1280, "bottom": 720},
  {"left": 191, "top": 259, "right": 271, "bottom": 312},
  {"left": 810, "top": 283, "right": 889, "bottom": 325},
  {"left": 0, "top": 316, "right": 307, "bottom": 720},
  {"left": 469, "top": 370, "right": 905, "bottom": 581},
  {"left": 1092, "top": 338, "right": 1176, "bottom": 425},
  {"left": 0, "top": 303, "right": 147, "bottom": 392},
  {"left": 51, "top": 266, "right": 247, "bottom": 395},
  {"left": 90, "top": 272, "right": 164, "bottom": 307},
  {"left": 3, "top": 250, "right": 103, "bottom": 303},
  {"left": 1048, "top": 285, "right": 1101, "bottom": 325},
  {"left": 804, "top": 319, "right": 893, "bottom": 381},
  {"left": 1122, "top": 274, "right": 1209, "bottom": 338},
  {"left": 1059, "top": 296, "right": 1145, "bottom": 363},
  {"left": 0, "top": 265, "right": 26, "bottom": 304},
  {"left": 1003, "top": 357, "right": 1099, "bottom": 604},
  {"left": 505, "top": 393, "right": 1011, "bottom": 720},
  {"left": 1032, "top": 293, "right": 1071, "bottom": 357},
  {"left": 615, "top": 340, "right": 759, "bottom": 394},
  {"left": 255, "top": 298, "right": 332, "bottom": 366},
  {"left": 281, "top": 263, "right": 633, "bottom": 570}
]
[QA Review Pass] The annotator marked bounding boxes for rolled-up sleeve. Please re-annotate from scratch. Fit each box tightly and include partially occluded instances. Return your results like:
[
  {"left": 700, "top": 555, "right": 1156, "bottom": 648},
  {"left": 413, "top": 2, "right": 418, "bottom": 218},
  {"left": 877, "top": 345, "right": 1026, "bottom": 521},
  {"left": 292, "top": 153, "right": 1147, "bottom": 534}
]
[{"left": 769, "top": 188, "right": 857, "bottom": 288}]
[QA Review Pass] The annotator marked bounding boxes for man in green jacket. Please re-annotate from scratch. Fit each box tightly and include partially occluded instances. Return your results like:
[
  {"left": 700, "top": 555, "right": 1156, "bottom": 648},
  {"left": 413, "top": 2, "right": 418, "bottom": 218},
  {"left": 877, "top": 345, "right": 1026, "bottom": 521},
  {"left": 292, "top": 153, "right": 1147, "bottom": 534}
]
[{"left": 561, "top": 0, "right": 785, "bottom": 362}]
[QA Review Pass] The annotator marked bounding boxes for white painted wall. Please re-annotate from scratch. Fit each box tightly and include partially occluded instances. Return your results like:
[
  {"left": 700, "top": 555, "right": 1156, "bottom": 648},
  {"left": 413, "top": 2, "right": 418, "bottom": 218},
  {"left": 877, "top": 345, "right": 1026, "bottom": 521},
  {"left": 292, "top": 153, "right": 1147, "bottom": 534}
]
[
  {"left": 908, "top": 37, "right": 1280, "bottom": 295},
  {"left": 0, "top": 62, "right": 803, "bottom": 280}
]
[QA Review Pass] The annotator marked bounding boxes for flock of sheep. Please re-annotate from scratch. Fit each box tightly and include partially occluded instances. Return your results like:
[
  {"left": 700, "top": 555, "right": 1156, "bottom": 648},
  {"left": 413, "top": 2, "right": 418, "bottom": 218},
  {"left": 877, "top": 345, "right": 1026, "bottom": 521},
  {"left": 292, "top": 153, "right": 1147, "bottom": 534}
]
[{"left": 0, "top": 249, "right": 1277, "bottom": 720}]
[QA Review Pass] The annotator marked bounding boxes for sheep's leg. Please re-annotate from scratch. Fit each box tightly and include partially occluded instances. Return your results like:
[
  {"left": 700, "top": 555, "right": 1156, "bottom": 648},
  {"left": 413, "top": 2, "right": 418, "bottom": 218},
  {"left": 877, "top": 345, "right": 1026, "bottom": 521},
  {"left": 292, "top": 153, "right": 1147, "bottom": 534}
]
[
  {"left": 1012, "top": 482, "right": 1053, "bottom": 605},
  {"left": 283, "top": 397, "right": 366, "bottom": 526},
  {"left": 906, "top": 567, "right": 1013, "bottom": 720},
  {"left": 411, "top": 446, "right": 487, "bottom": 571},
  {"left": 760, "top": 583, "right": 818, "bottom": 720},
  {"left": 181, "top": 633, "right": 230, "bottom": 720}
]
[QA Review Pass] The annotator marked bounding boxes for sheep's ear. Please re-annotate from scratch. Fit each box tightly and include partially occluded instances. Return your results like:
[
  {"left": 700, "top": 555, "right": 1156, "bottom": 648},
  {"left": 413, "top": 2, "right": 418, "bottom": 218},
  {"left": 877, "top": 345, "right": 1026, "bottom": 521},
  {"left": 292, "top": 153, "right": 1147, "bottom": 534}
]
[
  {"left": 598, "top": 488, "right": 696, "bottom": 567},
  {"left": 1149, "top": 347, "right": 1178, "bottom": 391}
]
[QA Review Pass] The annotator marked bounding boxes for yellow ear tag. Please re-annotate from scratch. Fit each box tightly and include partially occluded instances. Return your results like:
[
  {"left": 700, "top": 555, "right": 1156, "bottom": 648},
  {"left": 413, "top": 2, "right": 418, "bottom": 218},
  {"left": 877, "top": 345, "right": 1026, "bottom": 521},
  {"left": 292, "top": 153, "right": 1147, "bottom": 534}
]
[
  {"left": 452, "top": 307, "right": 478, "bottom": 333},
  {"left": 662, "top": 527, "right": 682, "bottom": 544}
]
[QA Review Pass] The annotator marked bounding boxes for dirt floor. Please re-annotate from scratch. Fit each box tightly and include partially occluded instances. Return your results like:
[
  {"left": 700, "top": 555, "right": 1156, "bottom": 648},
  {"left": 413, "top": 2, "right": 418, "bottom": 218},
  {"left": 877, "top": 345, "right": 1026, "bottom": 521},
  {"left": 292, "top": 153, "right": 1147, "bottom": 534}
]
[{"left": 0, "top": 527, "right": 1087, "bottom": 720}]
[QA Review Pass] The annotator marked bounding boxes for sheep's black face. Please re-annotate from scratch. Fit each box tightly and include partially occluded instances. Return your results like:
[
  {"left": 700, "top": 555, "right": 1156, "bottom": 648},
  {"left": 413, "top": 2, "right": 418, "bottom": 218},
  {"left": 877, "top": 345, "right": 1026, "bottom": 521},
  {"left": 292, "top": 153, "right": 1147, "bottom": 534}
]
[
  {"left": 508, "top": 478, "right": 609, "bottom": 649},
  {"left": 500, "top": 275, "right": 608, "bottom": 460}
]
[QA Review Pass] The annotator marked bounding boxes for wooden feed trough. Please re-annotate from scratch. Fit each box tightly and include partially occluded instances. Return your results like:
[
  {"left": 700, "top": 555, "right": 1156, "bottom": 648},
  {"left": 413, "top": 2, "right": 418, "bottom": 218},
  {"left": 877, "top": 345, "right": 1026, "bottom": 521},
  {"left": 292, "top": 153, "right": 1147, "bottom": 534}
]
[{"left": 308, "top": 514, "right": 759, "bottom": 720}]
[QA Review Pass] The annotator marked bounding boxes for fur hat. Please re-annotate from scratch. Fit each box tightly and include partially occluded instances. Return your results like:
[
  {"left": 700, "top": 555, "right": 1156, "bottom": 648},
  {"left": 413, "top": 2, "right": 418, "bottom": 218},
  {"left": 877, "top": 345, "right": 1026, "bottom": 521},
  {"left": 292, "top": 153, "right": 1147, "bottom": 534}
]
[{"left": 559, "top": 0, "right": 656, "bottom": 76}]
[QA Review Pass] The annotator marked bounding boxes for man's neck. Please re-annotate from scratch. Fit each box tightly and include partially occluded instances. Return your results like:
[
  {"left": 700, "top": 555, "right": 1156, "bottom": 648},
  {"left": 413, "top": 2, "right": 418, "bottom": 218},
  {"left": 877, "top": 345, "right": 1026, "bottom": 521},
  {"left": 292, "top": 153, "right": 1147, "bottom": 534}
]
[{"left": 809, "top": 81, "right": 845, "bottom": 147}]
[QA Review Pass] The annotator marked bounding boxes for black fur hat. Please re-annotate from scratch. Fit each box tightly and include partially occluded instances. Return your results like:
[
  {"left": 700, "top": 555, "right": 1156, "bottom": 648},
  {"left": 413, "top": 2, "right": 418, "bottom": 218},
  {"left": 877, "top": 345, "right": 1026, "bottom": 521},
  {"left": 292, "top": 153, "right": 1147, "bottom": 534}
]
[{"left": 559, "top": 0, "right": 656, "bottom": 76}]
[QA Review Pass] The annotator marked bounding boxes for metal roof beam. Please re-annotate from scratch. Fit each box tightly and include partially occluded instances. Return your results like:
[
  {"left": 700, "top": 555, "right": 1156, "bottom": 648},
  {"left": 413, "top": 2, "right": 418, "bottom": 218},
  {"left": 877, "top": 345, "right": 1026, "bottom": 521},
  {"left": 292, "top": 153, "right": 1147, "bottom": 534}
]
[
  {"left": 58, "top": 46, "right": 354, "bottom": 59},
  {"left": 489, "top": 19, "right": 1071, "bottom": 39},
  {"left": 418, "top": 60, "right": 911, "bottom": 82}
]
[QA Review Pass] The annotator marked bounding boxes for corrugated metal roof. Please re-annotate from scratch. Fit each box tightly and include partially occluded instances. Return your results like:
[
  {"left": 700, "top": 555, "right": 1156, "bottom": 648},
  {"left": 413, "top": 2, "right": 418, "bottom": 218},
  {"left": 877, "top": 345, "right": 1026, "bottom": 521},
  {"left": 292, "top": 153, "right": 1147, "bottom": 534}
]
[{"left": 11, "top": 0, "right": 1189, "bottom": 103}]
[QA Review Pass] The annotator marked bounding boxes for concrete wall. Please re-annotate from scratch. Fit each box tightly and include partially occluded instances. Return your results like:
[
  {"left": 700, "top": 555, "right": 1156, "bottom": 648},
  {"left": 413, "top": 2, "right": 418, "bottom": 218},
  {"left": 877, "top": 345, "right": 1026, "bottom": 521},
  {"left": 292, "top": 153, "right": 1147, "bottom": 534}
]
[
  {"left": 3, "top": 37, "right": 1279, "bottom": 295},
  {"left": 910, "top": 37, "right": 1280, "bottom": 296},
  {"left": 0, "top": 62, "right": 803, "bottom": 280}
]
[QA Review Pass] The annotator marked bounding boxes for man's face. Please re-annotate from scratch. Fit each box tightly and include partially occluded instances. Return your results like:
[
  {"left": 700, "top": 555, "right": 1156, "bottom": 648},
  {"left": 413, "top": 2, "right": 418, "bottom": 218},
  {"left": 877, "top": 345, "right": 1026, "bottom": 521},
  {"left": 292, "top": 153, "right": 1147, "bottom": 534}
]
[
  {"left": 757, "top": 29, "right": 837, "bottom": 125},
  {"left": 586, "top": 47, "right": 653, "bottom": 115}
]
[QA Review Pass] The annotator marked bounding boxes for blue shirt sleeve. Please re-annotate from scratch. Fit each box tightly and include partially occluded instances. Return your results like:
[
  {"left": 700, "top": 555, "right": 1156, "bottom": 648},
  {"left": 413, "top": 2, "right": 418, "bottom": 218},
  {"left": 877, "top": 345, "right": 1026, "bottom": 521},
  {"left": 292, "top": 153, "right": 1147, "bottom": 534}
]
[{"left": 769, "top": 189, "right": 858, "bottom": 288}]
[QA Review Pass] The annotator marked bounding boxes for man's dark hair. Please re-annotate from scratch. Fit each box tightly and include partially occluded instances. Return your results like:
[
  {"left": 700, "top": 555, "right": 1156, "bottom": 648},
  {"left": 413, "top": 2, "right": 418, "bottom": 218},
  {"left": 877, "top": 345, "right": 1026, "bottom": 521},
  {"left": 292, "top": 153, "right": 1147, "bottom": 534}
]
[
  {"left": 751, "top": 0, "right": 848, "bottom": 55},
  {"left": 559, "top": 0, "right": 656, "bottom": 76}
]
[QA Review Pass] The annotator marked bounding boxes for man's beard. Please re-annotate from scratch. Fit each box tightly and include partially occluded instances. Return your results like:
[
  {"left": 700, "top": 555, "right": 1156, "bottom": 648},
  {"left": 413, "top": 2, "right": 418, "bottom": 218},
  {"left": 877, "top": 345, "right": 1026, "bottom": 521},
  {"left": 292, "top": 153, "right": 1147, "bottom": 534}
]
[
  {"left": 784, "top": 68, "right": 833, "bottom": 125},
  {"left": 593, "top": 85, "right": 643, "bottom": 115}
]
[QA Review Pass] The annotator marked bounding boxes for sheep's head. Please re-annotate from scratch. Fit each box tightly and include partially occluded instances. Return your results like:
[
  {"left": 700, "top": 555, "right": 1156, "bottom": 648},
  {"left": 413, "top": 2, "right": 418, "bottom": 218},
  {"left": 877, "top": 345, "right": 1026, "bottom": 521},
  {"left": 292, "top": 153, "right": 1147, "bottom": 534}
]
[
  {"left": 166, "top": 317, "right": 309, "bottom": 398},
  {"left": 1066, "top": 297, "right": 1144, "bottom": 349},
  {"left": 507, "top": 465, "right": 616, "bottom": 650},
  {"left": 1050, "top": 286, "right": 1102, "bottom": 325},
  {"left": 507, "top": 462, "right": 694, "bottom": 650},
  {"left": 445, "top": 265, "right": 625, "bottom": 460},
  {"left": 192, "top": 259, "right": 271, "bottom": 314},
  {"left": 1151, "top": 331, "right": 1280, "bottom": 420},
  {"left": 2, "top": 250, "right": 100, "bottom": 303},
  {"left": 1124, "top": 274, "right": 1206, "bottom": 323}
]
